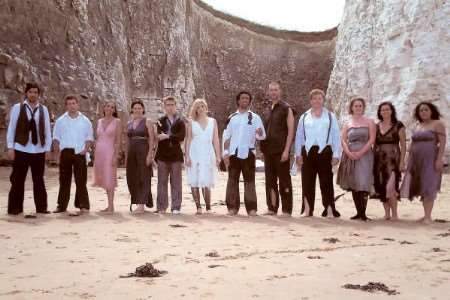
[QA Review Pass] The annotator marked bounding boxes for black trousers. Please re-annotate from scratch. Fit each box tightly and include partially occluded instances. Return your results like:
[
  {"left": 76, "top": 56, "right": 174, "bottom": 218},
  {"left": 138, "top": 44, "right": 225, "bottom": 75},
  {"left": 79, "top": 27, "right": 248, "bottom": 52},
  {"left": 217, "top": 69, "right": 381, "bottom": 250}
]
[
  {"left": 264, "top": 153, "right": 293, "bottom": 214},
  {"left": 225, "top": 153, "right": 257, "bottom": 213},
  {"left": 8, "top": 150, "right": 47, "bottom": 214},
  {"left": 301, "top": 146, "right": 338, "bottom": 216},
  {"left": 56, "top": 149, "right": 90, "bottom": 211}
]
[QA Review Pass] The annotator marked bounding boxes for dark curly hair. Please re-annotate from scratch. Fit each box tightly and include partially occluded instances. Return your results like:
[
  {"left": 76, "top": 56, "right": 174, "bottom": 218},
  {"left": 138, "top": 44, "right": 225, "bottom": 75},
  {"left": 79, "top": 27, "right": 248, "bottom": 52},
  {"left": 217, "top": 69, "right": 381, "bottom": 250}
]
[
  {"left": 235, "top": 91, "right": 252, "bottom": 106},
  {"left": 377, "top": 101, "right": 398, "bottom": 124},
  {"left": 414, "top": 101, "right": 441, "bottom": 122}
]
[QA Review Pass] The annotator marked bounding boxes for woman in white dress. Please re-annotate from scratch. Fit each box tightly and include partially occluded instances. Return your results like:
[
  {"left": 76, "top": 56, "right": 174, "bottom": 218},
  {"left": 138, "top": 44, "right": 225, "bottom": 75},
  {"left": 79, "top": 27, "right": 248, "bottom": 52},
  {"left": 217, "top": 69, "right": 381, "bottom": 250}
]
[{"left": 185, "top": 99, "right": 221, "bottom": 214}]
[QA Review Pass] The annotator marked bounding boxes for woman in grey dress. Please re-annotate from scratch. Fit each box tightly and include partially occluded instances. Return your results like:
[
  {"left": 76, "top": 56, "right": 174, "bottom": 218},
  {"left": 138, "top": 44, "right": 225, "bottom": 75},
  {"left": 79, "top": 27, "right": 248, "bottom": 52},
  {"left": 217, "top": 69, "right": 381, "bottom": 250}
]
[
  {"left": 126, "top": 100, "right": 155, "bottom": 214},
  {"left": 400, "top": 102, "right": 446, "bottom": 224},
  {"left": 337, "top": 98, "right": 376, "bottom": 221}
]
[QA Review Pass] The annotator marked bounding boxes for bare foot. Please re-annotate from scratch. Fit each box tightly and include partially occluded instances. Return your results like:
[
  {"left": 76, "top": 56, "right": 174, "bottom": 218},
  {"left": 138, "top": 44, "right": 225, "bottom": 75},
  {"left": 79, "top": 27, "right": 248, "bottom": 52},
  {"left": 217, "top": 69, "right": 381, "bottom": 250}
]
[
  {"left": 196, "top": 208, "right": 203, "bottom": 215},
  {"left": 132, "top": 207, "right": 145, "bottom": 214},
  {"left": 227, "top": 210, "right": 237, "bottom": 216},
  {"left": 416, "top": 217, "right": 425, "bottom": 222},
  {"left": 422, "top": 218, "right": 432, "bottom": 225},
  {"left": 391, "top": 215, "right": 399, "bottom": 221},
  {"left": 80, "top": 208, "right": 89, "bottom": 214},
  {"left": 384, "top": 215, "right": 391, "bottom": 220},
  {"left": 100, "top": 207, "right": 114, "bottom": 213}
]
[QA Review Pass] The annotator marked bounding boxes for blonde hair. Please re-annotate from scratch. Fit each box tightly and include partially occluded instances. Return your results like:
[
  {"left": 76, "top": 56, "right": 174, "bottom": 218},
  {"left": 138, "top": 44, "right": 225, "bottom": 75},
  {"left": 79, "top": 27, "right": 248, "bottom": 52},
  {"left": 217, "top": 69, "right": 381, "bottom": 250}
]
[
  {"left": 189, "top": 98, "right": 208, "bottom": 120},
  {"left": 309, "top": 89, "right": 325, "bottom": 100}
]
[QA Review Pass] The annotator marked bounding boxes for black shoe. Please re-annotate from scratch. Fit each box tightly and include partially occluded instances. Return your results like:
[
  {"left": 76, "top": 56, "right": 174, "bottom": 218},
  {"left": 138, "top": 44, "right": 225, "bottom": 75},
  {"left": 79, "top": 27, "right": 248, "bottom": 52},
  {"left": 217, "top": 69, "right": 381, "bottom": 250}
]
[
  {"left": 37, "top": 210, "right": 51, "bottom": 214},
  {"left": 350, "top": 214, "right": 361, "bottom": 220},
  {"left": 332, "top": 209, "right": 341, "bottom": 218},
  {"left": 53, "top": 209, "right": 66, "bottom": 213},
  {"left": 360, "top": 215, "right": 371, "bottom": 221}
]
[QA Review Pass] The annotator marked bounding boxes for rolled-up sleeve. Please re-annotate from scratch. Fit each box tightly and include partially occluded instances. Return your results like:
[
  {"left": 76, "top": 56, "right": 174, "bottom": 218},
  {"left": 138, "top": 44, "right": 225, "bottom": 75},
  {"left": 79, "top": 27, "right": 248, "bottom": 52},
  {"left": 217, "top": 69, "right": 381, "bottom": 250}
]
[
  {"left": 330, "top": 113, "right": 341, "bottom": 159},
  {"left": 254, "top": 115, "right": 266, "bottom": 141},
  {"left": 294, "top": 114, "right": 305, "bottom": 158},
  {"left": 43, "top": 107, "right": 52, "bottom": 152}
]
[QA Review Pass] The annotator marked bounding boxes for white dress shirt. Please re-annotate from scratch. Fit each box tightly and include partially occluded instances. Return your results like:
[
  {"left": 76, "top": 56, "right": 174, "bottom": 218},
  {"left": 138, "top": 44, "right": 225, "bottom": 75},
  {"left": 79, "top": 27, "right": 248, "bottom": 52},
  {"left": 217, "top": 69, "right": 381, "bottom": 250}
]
[
  {"left": 6, "top": 100, "right": 52, "bottom": 153},
  {"left": 222, "top": 110, "right": 266, "bottom": 159},
  {"left": 53, "top": 112, "right": 94, "bottom": 154},
  {"left": 294, "top": 107, "right": 341, "bottom": 159}
]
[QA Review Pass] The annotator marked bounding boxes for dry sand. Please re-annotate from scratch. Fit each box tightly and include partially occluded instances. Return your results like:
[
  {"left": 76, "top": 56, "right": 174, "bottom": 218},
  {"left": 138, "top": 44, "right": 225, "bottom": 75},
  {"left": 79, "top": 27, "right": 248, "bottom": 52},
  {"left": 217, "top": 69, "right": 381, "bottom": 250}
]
[{"left": 0, "top": 167, "right": 449, "bottom": 300}]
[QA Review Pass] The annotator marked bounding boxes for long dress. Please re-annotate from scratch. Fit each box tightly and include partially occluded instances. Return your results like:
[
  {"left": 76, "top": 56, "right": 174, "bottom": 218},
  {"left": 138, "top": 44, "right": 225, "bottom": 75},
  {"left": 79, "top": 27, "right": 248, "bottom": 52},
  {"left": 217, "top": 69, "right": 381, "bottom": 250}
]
[
  {"left": 186, "top": 117, "right": 217, "bottom": 188},
  {"left": 337, "top": 127, "right": 374, "bottom": 192},
  {"left": 126, "top": 118, "right": 153, "bottom": 206},
  {"left": 93, "top": 118, "right": 119, "bottom": 190},
  {"left": 372, "top": 121, "right": 404, "bottom": 202},
  {"left": 400, "top": 130, "right": 441, "bottom": 201}
]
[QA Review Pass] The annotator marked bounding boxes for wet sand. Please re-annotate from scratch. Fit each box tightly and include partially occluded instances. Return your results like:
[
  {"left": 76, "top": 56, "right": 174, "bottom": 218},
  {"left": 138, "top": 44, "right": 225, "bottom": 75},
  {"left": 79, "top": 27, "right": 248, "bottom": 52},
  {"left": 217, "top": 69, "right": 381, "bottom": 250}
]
[{"left": 0, "top": 167, "right": 449, "bottom": 299}]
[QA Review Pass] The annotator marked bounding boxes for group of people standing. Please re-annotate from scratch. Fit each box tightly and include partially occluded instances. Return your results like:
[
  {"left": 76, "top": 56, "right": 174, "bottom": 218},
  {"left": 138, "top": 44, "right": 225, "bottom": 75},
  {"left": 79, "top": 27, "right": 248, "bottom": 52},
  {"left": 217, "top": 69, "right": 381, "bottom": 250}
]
[{"left": 6, "top": 82, "right": 447, "bottom": 224}]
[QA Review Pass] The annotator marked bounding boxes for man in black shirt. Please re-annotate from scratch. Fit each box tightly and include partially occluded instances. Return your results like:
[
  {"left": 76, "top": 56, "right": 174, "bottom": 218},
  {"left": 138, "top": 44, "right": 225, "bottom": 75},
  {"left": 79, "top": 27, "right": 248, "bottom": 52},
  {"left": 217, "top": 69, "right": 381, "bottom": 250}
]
[
  {"left": 261, "top": 82, "right": 295, "bottom": 216},
  {"left": 155, "top": 96, "right": 186, "bottom": 214}
]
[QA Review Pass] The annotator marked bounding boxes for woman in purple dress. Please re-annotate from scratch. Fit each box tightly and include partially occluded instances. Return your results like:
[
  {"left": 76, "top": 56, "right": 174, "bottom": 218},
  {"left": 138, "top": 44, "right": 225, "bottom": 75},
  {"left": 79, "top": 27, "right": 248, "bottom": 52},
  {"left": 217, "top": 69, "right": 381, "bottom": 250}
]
[{"left": 400, "top": 102, "right": 446, "bottom": 224}]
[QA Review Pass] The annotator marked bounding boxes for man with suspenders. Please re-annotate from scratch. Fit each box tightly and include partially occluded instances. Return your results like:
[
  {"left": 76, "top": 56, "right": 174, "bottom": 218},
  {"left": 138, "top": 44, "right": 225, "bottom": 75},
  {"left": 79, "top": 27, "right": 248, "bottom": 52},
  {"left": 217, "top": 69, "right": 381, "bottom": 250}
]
[{"left": 294, "top": 89, "right": 341, "bottom": 217}]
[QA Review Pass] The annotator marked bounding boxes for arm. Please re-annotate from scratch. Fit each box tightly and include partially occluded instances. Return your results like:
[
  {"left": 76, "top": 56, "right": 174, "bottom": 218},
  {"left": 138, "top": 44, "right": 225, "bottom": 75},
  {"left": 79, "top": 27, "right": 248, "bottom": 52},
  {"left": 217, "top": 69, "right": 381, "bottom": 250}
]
[
  {"left": 43, "top": 107, "right": 52, "bottom": 152},
  {"left": 398, "top": 126, "right": 407, "bottom": 171},
  {"left": 354, "top": 119, "right": 376, "bottom": 159},
  {"left": 6, "top": 104, "right": 19, "bottom": 160},
  {"left": 281, "top": 108, "right": 295, "bottom": 162},
  {"left": 113, "top": 119, "right": 122, "bottom": 166},
  {"left": 255, "top": 115, "right": 266, "bottom": 140},
  {"left": 213, "top": 119, "right": 221, "bottom": 166},
  {"left": 434, "top": 120, "right": 447, "bottom": 172},
  {"left": 184, "top": 121, "right": 192, "bottom": 167},
  {"left": 330, "top": 113, "right": 342, "bottom": 161},
  {"left": 145, "top": 119, "right": 154, "bottom": 166},
  {"left": 341, "top": 122, "right": 356, "bottom": 160},
  {"left": 53, "top": 118, "right": 61, "bottom": 153},
  {"left": 81, "top": 119, "right": 94, "bottom": 154},
  {"left": 168, "top": 120, "right": 186, "bottom": 142},
  {"left": 294, "top": 114, "right": 305, "bottom": 158}
]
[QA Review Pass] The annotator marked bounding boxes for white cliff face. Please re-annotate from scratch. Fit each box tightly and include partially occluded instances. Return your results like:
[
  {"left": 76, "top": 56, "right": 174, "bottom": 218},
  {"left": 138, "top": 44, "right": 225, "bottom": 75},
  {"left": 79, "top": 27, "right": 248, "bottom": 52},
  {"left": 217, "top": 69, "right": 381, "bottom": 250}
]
[{"left": 327, "top": 0, "right": 450, "bottom": 154}]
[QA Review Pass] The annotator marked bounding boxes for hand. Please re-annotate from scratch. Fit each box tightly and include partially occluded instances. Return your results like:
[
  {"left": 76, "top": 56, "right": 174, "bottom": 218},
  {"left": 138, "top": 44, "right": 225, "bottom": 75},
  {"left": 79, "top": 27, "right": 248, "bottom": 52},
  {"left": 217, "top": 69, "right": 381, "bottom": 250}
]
[
  {"left": 185, "top": 158, "right": 192, "bottom": 168},
  {"left": 223, "top": 155, "right": 230, "bottom": 170},
  {"left": 399, "top": 161, "right": 406, "bottom": 173},
  {"left": 296, "top": 156, "right": 303, "bottom": 168},
  {"left": 45, "top": 151, "right": 51, "bottom": 161},
  {"left": 216, "top": 157, "right": 221, "bottom": 168},
  {"left": 331, "top": 158, "right": 339, "bottom": 166},
  {"left": 346, "top": 151, "right": 357, "bottom": 160},
  {"left": 7, "top": 149, "right": 15, "bottom": 161},
  {"left": 434, "top": 160, "right": 444, "bottom": 173},
  {"left": 280, "top": 151, "right": 289, "bottom": 162},
  {"left": 112, "top": 157, "right": 118, "bottom": 167},
  {"left": 145, "top": 155, "right": 153, "bottom": 167},
  {"left": 256, "top": 127, "right": 263, "bottom": 136},
  {"left": 158, "top": 133, "right": 169, "bottom": 141}
]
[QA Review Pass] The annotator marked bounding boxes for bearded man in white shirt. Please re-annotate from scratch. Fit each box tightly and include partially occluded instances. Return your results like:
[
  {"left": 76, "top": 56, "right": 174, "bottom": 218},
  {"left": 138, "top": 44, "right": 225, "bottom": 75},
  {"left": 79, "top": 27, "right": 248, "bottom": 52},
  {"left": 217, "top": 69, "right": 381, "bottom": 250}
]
[
  {"left": 53, "top": 95, "right": 94, "bottom": 214},
  {"left": 294, "top": 89, "right": 341, "bottom": 217},
  {"left": 6, "top": 83, "right": 52, "bottom": 215},
  {"left": 222, "top": 91, "right": 266, "bottom": 216}
]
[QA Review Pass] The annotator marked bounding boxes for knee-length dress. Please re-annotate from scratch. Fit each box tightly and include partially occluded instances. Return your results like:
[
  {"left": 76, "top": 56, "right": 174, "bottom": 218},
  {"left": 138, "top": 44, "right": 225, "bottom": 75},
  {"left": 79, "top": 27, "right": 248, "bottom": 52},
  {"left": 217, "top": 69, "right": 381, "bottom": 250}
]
[
  {"left": 126, "top": 118, "right": 153, "bottom": 205},
  {"left": 186, "top": 117, "right": 217, "bottom": 188},
  {"left": 400, "top": 130, "right": 441, "bottom": 201},
  {"left": 372, "top": 121, "right": 404, "bottom": 202},
  {"left": 93, "top": 118, "right": 119, "bottom": 190},
  {"left": 337, "top": 127, "right": 374, "bottom": 192}
]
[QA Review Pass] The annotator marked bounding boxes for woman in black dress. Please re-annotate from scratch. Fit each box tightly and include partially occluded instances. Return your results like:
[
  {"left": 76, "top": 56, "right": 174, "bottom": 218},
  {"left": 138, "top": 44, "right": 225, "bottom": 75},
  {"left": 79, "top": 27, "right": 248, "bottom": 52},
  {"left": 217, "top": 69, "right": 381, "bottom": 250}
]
[
  {"left": 126, "top": 100, "right": 155, "bottom": 214},
  {"left": 373, "top": 102, "right": 406, "bottom": 220}
]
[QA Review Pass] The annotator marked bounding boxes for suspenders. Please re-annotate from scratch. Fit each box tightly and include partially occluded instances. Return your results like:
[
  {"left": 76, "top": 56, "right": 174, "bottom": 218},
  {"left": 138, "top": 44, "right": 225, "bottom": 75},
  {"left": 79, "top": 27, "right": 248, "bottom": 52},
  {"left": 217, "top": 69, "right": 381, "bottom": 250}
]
[{"left": 302, "top": 111, "right": 332, "bottom": 144}]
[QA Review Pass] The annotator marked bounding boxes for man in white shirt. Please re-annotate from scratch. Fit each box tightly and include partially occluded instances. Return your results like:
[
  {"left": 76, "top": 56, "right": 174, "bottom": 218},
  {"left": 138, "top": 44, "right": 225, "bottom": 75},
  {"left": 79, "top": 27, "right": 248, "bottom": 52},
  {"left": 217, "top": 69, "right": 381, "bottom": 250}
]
[
  {"left": 222, "top": 91, "right": 266, "bottom": 216},
  {"left": 6, "top": 83, "right": 52, "bottom": 215},
  {"left": 294, "top": 89, "right": 341, "bottom": 217},
  {"left": 53, "top": 95, "right": 94, "bottom": 214}
]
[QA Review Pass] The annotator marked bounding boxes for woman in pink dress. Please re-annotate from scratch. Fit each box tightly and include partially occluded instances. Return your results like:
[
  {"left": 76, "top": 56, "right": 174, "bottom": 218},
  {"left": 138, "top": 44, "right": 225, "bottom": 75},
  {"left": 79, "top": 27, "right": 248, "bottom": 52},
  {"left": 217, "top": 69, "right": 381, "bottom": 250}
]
[{"left": 93, "top": 101, "right": 121, "bottom": 212}]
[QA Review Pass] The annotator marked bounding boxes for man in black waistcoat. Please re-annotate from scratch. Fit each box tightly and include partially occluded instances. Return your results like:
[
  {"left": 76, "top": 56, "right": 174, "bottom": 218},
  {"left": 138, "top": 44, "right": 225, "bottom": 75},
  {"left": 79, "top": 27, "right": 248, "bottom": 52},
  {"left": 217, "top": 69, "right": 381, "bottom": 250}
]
[
  {"left": 6, "top": 83, "right": 52, "bottom": 215},
  {"left": 261, "top": 81, "right": 295, "bottom": 216}
]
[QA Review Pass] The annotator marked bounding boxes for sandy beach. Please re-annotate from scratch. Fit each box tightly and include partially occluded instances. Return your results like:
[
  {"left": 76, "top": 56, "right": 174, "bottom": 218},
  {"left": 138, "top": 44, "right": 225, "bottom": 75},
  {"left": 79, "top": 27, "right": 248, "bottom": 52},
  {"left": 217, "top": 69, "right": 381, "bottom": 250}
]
[{"left": 0, "top": 166, "right": 449, "bottom": 300}]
